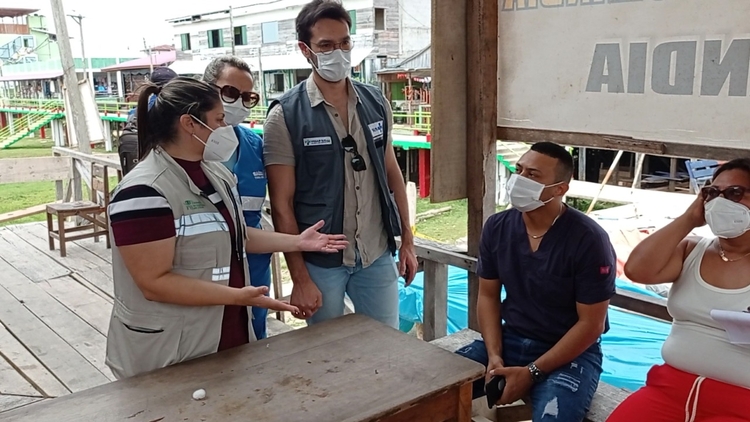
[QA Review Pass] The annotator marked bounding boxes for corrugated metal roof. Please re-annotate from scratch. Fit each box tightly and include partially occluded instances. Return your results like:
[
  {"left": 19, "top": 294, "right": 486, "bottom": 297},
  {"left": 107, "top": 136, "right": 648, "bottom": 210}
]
[{"left": 394, "top": 44, "right": 431, "bottom": 70}]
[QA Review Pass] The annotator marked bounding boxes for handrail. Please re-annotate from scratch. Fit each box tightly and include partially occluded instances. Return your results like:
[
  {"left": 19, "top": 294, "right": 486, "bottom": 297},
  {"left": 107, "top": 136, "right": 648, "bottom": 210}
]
[
  {"left": 0, "top": 97, "right": 436, "bottom": 132},
  {"left": 412, "top": 237, "right": 670, "bottom": 341},
  {"left": 52, "top": 146, "right": 122, "bottom": 170}
]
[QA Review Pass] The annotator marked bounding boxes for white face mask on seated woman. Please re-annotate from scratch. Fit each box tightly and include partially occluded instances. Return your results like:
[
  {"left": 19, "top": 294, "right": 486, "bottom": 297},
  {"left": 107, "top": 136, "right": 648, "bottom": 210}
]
[
  {"left": 704, "top": 197, "right": 750, "bottom": 239},
  {"left": 190, "top": 116, "right": 239, "bottom": 162}
]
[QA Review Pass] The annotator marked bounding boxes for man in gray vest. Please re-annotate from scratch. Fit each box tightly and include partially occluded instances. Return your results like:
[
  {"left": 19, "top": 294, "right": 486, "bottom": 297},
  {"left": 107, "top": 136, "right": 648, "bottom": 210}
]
[{"left": 264, "top": 0, "right": 417, "bottom": 328}]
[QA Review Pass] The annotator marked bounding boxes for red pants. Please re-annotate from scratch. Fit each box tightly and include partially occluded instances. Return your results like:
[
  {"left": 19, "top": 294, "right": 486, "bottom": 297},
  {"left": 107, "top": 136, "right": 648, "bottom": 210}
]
[{"left": 608, "top": 364, "right": 750, "bottom": 422}]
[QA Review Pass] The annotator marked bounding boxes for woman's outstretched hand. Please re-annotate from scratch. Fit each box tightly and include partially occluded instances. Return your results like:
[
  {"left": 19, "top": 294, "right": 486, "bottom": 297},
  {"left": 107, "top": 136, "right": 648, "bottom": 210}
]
[
  {"left": 297, "top": 220, "right": 349, "bottom": 253},
  {"left": 238, "top": 286, "right": 300, "bottom": 316}
]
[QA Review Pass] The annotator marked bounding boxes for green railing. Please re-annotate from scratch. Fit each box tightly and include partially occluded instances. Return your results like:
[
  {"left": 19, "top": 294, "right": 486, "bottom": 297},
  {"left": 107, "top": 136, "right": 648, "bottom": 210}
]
[{"left": 0, "top": 97, "right": 434, "bottom": 132}]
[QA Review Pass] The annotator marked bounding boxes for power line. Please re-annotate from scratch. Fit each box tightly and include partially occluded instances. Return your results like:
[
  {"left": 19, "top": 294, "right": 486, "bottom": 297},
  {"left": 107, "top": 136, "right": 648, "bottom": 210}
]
[{"left": 396, "top": 0, "right": 429, "bottom": 29}]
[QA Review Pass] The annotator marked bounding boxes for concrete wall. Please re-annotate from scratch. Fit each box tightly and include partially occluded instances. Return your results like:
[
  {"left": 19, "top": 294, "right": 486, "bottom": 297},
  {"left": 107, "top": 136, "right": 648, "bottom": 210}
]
[
  {"left": 170, "top": 0, "right": 430, "bottom": 61},
  {"left": 397, "top": 0, "right": 431, "bottom": 55}
]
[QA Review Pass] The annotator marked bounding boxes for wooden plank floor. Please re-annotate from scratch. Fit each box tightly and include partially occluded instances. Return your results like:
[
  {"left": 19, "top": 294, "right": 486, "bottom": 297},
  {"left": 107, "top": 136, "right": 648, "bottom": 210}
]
[{"left": 0, "top": 222, "right": 293, "bottom": 415}]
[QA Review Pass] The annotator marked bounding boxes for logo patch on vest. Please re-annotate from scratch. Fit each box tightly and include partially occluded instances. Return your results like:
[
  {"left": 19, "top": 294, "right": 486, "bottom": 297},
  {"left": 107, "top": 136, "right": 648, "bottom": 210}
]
[
  {"left": 184, "top": 200, "right": 205, "bottom": 210},
  {"left": 303, "top": 136, "right": 333, "bottom": 147},
  {"left": 368, "top": 121, "right": 384, "bottom": 140},
  {"left": 253, "top": 170, "right": 265, "bottom": 180}
]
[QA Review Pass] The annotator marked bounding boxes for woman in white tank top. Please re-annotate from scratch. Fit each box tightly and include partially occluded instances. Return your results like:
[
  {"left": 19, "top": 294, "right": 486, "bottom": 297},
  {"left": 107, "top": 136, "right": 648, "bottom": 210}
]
[{"left": 608, "top": 158, "right": 750, "bottom": 422}]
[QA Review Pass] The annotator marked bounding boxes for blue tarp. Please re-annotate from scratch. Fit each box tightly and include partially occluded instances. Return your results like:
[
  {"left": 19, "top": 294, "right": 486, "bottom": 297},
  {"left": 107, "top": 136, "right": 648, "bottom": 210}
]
[{"left": 398, "top": 267, "right": 671, "bottom": 391}]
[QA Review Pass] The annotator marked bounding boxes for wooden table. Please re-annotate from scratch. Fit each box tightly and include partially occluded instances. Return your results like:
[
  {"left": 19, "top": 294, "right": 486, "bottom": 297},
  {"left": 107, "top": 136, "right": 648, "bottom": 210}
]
[{"left": 1, "top": 314, "right": 484, "bottom": 422}]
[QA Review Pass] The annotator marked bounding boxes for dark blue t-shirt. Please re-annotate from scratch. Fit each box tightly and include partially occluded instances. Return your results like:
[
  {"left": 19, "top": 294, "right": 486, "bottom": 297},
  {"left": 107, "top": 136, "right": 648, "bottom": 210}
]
[{"left": 477, "top": 206, "right": 616, "bottom": 345}]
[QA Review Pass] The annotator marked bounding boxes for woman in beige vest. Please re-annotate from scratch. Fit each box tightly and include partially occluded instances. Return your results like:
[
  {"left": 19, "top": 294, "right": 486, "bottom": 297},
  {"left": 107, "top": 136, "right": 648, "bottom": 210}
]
[{"left": 105, "top": 77, "right": 347, "bottom": 379}]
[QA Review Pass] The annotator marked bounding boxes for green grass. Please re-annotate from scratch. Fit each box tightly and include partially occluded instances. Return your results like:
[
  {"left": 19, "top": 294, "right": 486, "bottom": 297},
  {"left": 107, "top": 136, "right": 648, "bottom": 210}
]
[
  {"left": 0, "top": 180, "right": 57, "bottom": 225},
  {"left": 414, "top": 198, "right": 508, "bottom": 243},
  {"left": 0, "top": 176, "right": 120, "bottom": 227},
  {"left": 0, "top": 134, "right": 114, "bottom": 160},
  {"left": 567, "top": 198, "right": 620, "bottom": 213},
  {"left": 0, "top": 136, "right": 56, "bottom": 159}
]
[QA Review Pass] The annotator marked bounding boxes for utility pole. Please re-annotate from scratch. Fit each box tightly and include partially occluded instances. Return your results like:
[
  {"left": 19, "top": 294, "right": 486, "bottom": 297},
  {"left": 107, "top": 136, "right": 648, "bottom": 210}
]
[
  {"left": 229, "top": 6, "right": 236, "bottom": 55},
  {"left": 257, "top": 45, "right": 265, "bottom": 106},
  {"left": 68, "top": 13, "right": 86, "bottom": 77},
  {"left": 50, "top": 0, "right": 90, "bottom": 153},
  {"left": 143, "top": 38, "right": 154, "bottom": 74}
]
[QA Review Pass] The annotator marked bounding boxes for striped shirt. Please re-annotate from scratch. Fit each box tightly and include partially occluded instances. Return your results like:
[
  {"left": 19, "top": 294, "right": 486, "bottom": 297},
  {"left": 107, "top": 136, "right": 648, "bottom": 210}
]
[{"left": 109, "top": 158, "right": 249, "bottom": 350}]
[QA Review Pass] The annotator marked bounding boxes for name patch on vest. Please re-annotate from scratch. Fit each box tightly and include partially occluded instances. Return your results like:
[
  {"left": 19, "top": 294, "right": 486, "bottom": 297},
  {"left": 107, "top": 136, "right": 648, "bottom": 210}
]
[
  {"left": 368, "top": 121, "right": 384, "bottom": 140},
  {"left": 184, "top": 200, "right": 205, "bottom": 210},
  {"left": 303, "top": 137, "right": 333, "bottom": 147}
]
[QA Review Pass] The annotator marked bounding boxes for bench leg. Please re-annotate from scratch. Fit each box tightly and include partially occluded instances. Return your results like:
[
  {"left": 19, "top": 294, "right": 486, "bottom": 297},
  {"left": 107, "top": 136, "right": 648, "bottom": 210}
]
[
  {"left": 57, "top": 214, "right": 67, "bottom": 257},
  {"left": 46, "top": 212, "right": 54, "bottom": 251}
]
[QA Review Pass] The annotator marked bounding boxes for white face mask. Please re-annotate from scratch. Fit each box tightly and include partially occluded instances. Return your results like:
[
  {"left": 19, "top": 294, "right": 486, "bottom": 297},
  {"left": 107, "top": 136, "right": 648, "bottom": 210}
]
[
  {"left": 191, "top": 117, "right": 239, "bottom": 162},
  {"left": 704, "top": 197, "right": 750, "bottom": 239},
  {"left": 310, "top": 48, "right": 351, "bottom": 82},
  {"left": 506, "top": 173, "right": 562, "bottom": 213},
  {"left": 222, "top": 101, "right": 251, "bottom": 126}
]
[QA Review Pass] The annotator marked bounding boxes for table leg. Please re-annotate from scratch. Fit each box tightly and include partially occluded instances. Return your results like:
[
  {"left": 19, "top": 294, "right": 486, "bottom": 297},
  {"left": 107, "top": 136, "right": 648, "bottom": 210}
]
[{"left": 456, "top": 382, "right": 473, "bottom": 422}]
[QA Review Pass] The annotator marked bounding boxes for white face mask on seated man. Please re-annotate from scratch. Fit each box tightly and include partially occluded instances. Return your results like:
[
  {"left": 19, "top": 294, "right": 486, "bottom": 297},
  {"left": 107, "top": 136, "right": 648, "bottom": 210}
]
[{"left": 506, "top": 173, "right": 564, "bottom": 213}]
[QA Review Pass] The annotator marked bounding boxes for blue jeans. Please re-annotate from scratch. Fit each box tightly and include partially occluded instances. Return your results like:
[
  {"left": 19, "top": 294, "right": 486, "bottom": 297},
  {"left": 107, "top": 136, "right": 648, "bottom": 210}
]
[
  {"left": 304, "top": 251, "right": 399, "bottom": 328},
  {"left": 247, "top": 252, "right": 272, "bottom": 340},
  {"left": 456, "top": 328, "right": 602, "bottom": 422}
]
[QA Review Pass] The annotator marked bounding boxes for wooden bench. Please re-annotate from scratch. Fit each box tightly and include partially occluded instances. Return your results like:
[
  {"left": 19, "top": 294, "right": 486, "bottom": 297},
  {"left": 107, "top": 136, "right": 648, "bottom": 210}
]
[{"left": 429, "top": 329, "right": 630, "bottom": 422}]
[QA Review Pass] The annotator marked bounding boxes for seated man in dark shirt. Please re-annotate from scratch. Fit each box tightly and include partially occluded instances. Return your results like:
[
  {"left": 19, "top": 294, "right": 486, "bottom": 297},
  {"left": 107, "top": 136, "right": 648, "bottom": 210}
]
[{"left": 456, "top": 142, "right": 616, "bottom": 421}]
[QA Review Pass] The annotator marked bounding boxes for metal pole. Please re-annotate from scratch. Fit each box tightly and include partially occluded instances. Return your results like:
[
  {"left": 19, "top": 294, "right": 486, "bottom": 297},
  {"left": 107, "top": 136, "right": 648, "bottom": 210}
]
[
  {"left": 50, "top": 0, "right": 90, "bottom": 153},
  {"left": 257, "top": 45, "right": 265, "bottom": 106},
  {"left": 143, "top": 38, "right": 154, "bottom": 74},
  {"left": 68, "top": 14, "right": 86, "bottom": 78},
  {"left": 229, "top": 6, "right": 236, "bottom": 55}
]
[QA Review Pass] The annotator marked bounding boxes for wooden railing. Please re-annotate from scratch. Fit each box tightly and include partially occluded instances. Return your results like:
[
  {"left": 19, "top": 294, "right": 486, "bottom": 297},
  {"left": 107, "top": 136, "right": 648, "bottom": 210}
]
[
  {"left": 0, "top": 97, "right": 435, "bottom": 132},
  {"left": 0, "top": 24, "right": 29, "bottom": 35},
  {"left": 412, "top": 238, "right": 671, "bottom": 342},
  {"left": 51, "top": 147, "right": 122, "bottom": 205}
]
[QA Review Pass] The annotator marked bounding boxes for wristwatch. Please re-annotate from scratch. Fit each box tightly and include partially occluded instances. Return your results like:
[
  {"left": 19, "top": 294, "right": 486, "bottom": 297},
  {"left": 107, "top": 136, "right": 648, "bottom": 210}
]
[{"left": 527, "top": 362, "right": 547, "bottom": 383}]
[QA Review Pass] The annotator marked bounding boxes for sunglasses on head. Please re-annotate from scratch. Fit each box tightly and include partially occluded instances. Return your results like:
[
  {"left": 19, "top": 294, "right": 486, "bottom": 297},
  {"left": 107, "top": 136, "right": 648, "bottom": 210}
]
[
  {"left": 342, "top": 135, "right": 366, "bottom": 172},
  {"left": 211, "top": 83, "right": 260, "bottom": 109},
  {"left": 701, "top": 185, "right": 748, "bottom": 203}
]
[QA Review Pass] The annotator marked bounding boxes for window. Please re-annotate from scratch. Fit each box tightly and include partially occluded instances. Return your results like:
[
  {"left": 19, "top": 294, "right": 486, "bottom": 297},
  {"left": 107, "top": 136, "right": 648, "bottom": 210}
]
[
  {"left": 374, "top": 8, "right": 385, "bottom": 30},
  {"left": 348, "top": 10, "right": 357, "bottom": 34},
  {"left": 261, "top": 21, "right": 279, "bottom": 44},
  {"left": 22, "top": 36, "right": 35, "bottom": 49},
  {"left": 208, "top": 29, "right": 223, "bottom": 48},
  {"left": 180, "top": 33, "right": 191, "bottom": 51},
  {"left": 234, "top": 26, "right": 247, "bottom": 46},
  {"left": 272, "top": 73, "right": 285, "bottom": 92}
]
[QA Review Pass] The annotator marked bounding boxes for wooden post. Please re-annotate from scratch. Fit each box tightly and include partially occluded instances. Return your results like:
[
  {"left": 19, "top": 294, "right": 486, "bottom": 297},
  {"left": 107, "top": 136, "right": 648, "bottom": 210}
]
[
  {"left": 631, "top": 153, "right": 646, "bottom": 217},
  {"left": 578, "top": 147, "right": 587, "bottom": 181},
  {"left": 270, "top": 253, "right": 285, "bottom": 323},
  {"left": 406, "top": 181, "right": 417, "bottom": 232},
  {"left": 668, "top": 157, "right": 678, "bottom": 192},
  {"left": 465, "top": 0, "right": 498, "bottom": 331},
  {"left": 430, "top": 0, "right": 467, "bottom": 202},
  {"left": 103, "top": 120, "right": 112, "bottom": 151},
  {"left": 586, "top": 150, "right": 624, "bottom": 214},
  {"left": 50, "top": 0, "right": 91, "bottom": 154},
  {"left": 423, "top": 260, "right": 448, "bottom": 341}
]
